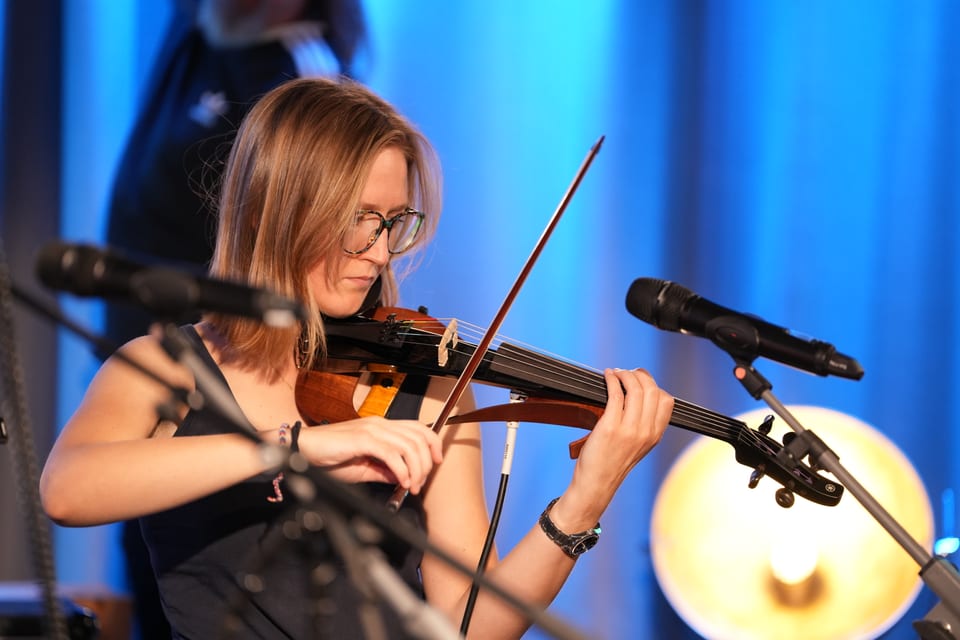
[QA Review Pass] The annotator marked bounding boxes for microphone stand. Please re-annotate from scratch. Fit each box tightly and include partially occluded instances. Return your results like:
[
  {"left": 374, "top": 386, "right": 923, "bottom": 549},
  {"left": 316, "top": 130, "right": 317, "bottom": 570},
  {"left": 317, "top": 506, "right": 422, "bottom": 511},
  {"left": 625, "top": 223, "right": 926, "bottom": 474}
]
[
  {"left": 15, "top": 283, "right": 592, "bottom": 640},
  {"left": 153, "top": 321, "right": 262, "bottom": 443},
  {"left": 729, "top": 358, "right": 960, "bottom": 638},
  {"left": 0, "top": 249, "right": 69, "bottom": 640},
  {"left": 283, "top": 474, "right": 463, "bottom": 640},
  {"left": 262, "top": 454, "right": 594, "bottom": 640}
]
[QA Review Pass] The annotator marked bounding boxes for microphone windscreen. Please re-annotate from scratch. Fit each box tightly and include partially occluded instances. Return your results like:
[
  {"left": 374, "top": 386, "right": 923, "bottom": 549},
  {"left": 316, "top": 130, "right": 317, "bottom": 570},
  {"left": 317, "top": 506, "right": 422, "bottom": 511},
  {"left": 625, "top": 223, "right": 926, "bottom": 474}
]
[
  {"left": 625, "top": 278, "right": 695, "bottom": 332},
  {"left": 35, "top": 242, "right": 71, "bottom": 289},
  {"left": 35, "top": 242, "right": 138, "bottom": 297},
  {"left": 625, "top": 277, "right": 667, "bottom": 323},
  {"left": 35, "top": 243, "right": 97, "bottom": 294}
]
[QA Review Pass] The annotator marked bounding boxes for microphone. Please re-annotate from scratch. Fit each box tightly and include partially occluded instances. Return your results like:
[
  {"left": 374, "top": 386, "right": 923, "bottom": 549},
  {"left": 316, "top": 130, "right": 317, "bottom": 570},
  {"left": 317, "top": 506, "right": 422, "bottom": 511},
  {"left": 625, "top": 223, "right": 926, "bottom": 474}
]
[
  {"left": 35, "top": 242, "right": 306, "bottom": 328},
  {"left": 625, "top": 277, "right": 864, "bottom": 380}
]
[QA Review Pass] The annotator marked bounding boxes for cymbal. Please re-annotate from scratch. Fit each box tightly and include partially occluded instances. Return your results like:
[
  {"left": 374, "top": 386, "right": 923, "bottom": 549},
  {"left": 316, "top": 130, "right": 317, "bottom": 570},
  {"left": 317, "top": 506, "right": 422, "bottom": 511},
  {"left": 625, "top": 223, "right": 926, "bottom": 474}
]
[{"left": 650, "top": 405, "right": 933, "bottom": 640}]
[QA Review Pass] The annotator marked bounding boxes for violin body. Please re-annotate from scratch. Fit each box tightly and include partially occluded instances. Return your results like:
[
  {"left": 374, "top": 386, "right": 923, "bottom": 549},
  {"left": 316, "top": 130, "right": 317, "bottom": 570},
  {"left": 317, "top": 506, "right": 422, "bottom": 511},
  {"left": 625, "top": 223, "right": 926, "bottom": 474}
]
[{"left": 297, "top": 307, "right": 844, "bottom": 508}]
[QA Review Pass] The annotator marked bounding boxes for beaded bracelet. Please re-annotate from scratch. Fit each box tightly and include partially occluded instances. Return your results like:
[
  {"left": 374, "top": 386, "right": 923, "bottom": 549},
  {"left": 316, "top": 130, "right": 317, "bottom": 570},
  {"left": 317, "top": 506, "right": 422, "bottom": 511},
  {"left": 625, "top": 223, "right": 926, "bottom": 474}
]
[{"left": 266, "top": 423, "right": 290, "bottom": 503}]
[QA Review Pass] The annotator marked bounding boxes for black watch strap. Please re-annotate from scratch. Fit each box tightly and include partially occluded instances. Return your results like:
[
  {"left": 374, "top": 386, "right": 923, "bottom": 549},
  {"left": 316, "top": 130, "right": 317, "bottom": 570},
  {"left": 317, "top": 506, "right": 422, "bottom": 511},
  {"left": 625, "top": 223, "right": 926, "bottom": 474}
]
[{"left": 538, "top": 498, "right": 601, "bottom": 558}]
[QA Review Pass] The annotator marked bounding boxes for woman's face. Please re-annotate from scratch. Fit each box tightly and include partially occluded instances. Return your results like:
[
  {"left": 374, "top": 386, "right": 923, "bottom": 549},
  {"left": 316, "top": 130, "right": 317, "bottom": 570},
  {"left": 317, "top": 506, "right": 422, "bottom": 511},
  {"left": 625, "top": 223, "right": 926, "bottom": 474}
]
[{"left": 309, "top": 146, "right": 409, "bottom": 318}]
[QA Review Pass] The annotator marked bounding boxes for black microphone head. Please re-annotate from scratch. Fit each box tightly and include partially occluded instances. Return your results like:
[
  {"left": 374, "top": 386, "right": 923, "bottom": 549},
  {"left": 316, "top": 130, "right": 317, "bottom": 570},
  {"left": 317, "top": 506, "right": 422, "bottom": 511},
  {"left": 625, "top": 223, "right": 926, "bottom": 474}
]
[
  {"left": 625, "top": 277, "right": 694, "bottom": 332},
  {"left": 35, "top": 241, "right": 75, "bottom": 291},
  {"left": 36, "top": 242, "right": 100, "bottom": 295},
  {"left": 35, "top": 242, "right": 139, "bottom": 297},
  {"left": 35, "top": 242, "right": 306, "bottom": 327}
]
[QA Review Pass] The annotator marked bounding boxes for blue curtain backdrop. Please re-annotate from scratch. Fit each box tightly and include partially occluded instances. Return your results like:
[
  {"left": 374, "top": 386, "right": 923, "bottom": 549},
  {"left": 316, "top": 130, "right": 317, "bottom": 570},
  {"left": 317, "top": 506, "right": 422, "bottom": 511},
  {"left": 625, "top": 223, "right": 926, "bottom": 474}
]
[{"left": 40, "top": 1, "right": 960, "bottom": 638}]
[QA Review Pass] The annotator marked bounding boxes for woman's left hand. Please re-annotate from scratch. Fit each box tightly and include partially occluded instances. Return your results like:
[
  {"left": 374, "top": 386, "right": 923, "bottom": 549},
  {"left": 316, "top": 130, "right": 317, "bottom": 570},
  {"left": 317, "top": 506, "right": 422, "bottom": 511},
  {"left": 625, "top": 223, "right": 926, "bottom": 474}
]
[{"left": 554, "top": 368, "right": 673, "bottom": 528}]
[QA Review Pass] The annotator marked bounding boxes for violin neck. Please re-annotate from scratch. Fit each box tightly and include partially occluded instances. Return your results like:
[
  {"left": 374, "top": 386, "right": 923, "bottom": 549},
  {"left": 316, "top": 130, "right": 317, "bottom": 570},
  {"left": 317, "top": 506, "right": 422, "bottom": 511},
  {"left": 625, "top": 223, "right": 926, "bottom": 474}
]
[
  {"left": 485, "top": 343, "right": 747, "bottom": 446},
  {"left": 322, "top": 315, "right": 749, "bottom": 447}
]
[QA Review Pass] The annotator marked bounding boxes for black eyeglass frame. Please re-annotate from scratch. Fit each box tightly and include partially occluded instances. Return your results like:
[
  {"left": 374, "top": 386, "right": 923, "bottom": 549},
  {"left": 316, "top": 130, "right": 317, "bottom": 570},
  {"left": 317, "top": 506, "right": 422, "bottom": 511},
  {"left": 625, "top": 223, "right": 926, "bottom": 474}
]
[{"left": 342, "top": 208, "right": 426, "bottom": 255}]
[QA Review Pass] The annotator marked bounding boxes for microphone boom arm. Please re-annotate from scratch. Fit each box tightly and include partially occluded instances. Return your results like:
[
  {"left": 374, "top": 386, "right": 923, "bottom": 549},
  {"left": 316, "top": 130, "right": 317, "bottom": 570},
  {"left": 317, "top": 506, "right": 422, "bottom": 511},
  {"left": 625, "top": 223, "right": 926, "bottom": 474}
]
[{"left": 731, "top": 360, "right": 960, "bottom": 638}]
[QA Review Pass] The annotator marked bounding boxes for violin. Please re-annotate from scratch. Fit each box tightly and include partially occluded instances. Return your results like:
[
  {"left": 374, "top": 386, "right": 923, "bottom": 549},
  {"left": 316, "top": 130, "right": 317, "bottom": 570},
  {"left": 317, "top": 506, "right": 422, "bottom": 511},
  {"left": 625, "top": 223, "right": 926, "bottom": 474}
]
[{"left": 295, "top": 306, "right": 844, "bottom": 508}]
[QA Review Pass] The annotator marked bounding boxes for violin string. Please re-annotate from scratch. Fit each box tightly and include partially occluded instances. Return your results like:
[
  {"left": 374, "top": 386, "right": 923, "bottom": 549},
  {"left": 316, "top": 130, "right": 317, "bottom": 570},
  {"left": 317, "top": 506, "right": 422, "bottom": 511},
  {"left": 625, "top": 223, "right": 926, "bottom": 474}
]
[
  {"left": 428, "top": 321, "right": 751, "bottom": 438},
  {"left": 418, "top": 318, "right": 609, "bottom": 397},
  {"left": 391, "top": 319, "right": 750, "bottom": 442},
  {"left": 433, "top": 320, "right": 751, "bottom": 441},
  {"left": 391, "top": 320, "right": 752, "bottom": 442},
  {"left": 452, "top": 319, "right": 605, "bottom": 378},
  {"left": 398, "top": 319, "right": 607, "bottom": 397}
]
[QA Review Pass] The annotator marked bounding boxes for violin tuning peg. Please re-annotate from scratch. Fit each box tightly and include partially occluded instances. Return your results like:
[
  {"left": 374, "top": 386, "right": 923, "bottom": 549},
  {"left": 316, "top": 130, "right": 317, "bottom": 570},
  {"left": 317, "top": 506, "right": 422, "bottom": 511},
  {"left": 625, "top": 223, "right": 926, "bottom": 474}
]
[
  {"left": 759, "top": 414, "right": 775, "bottom": 435},
  {"left": 748, "top": 466, "right": 765, "bottom": 489}
]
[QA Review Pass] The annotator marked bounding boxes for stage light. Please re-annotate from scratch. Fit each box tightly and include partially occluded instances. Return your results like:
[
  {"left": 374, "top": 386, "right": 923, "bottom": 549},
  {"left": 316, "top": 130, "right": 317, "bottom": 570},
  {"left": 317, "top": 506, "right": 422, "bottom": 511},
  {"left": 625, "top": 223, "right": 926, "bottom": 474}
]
[{"left": 651, "top": 406, "right": 933, "bottom": 640}]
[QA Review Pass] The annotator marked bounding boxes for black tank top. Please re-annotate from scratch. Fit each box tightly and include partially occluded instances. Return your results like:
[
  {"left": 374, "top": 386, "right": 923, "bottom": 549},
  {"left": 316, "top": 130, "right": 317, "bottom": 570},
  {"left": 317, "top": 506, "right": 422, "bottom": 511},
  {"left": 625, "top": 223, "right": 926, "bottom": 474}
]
[{"left": 140, "top": 326, "right": 428, "bottom": 639}]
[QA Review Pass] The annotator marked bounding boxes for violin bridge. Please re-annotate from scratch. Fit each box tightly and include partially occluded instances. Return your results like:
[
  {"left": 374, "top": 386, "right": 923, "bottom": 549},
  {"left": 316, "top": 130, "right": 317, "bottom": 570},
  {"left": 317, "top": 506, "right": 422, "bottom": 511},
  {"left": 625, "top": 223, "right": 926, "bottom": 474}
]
[{"left": 438, "top": 318, "right": 459, "bottom": 367}]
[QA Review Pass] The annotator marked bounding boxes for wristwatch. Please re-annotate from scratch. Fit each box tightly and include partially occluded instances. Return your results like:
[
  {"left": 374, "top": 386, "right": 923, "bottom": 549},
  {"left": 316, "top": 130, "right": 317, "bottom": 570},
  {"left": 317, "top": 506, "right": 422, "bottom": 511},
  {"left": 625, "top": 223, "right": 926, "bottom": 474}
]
[{"left": 539, "top": 498, "right": 601, "bottom": 558}]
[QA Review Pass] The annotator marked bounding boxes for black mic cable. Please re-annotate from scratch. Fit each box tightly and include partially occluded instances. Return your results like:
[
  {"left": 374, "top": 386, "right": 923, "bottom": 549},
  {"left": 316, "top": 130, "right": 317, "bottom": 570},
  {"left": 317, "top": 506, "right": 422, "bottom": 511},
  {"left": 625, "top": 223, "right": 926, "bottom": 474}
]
[{"left": 459, "top": 392, "right": 523, "bottom": 635}]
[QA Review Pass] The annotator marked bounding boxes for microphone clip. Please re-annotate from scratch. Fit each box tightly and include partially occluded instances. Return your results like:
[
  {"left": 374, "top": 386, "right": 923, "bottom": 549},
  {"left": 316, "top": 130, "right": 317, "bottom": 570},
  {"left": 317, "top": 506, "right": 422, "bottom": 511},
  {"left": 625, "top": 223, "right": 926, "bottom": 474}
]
[
  {"left": 732, "top": 360, "right": 771, "bottom": 400},
  {"left": 706, "top": 316, "right": 764, "bottom": 364}
]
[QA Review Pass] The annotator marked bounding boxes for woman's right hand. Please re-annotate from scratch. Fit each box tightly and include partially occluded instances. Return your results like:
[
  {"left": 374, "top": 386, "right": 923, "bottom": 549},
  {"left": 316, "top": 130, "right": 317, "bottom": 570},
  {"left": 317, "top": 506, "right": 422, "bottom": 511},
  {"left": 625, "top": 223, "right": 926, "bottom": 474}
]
[{"left": 298, "top": 417, "right": 443, "bottom": 494}]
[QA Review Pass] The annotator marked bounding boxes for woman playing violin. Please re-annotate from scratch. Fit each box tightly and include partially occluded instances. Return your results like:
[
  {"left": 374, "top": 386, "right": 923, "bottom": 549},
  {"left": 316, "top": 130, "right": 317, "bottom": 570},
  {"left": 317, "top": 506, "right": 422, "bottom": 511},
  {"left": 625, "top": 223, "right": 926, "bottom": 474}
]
[{"left": 40, "top": 77, "right": 674, "bottom": 639}]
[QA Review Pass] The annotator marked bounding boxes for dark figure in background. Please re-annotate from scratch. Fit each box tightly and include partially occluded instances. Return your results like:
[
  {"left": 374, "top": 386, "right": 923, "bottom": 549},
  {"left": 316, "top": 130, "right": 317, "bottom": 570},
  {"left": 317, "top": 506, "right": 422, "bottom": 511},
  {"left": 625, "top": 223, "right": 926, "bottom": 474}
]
[
  {"left": 105, "top": 0, "right": 366, "bottom": 346},
  {"left": 102, "top": 2, "right": 366, "bottom": 637}
]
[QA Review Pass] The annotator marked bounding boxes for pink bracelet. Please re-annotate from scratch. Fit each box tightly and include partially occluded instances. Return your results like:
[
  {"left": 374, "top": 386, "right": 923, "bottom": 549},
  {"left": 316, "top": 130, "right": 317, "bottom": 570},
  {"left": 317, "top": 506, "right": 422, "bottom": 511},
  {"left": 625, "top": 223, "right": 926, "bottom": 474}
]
[{"left": 267, "top": 423, "right": 290, "bottom": 503}]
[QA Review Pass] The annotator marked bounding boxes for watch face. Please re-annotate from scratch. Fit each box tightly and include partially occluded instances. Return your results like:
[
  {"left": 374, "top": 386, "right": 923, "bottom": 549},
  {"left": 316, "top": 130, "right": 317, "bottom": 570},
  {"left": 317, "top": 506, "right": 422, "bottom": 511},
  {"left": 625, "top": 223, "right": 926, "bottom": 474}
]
[{"left": 572, "top": 534, "right": 599, "bottom": 555}]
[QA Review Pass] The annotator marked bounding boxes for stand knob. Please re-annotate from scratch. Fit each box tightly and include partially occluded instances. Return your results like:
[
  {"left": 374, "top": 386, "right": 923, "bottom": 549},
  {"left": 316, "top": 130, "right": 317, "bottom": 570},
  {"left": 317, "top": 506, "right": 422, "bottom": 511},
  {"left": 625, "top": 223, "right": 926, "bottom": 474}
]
[
  {"left": 775, "top": 488, "right": 795, "bottom": 509},
  {"left": 913, "top": 620, "right": 955, "bottom": 640}
]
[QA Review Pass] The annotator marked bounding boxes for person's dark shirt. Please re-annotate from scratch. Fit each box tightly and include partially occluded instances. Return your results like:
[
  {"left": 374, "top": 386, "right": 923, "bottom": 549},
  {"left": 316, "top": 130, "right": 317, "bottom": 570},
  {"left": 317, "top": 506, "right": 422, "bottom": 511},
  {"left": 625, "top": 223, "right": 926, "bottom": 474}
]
[{"left": 140, "top": 325, "right": 429, "bottom": 639}]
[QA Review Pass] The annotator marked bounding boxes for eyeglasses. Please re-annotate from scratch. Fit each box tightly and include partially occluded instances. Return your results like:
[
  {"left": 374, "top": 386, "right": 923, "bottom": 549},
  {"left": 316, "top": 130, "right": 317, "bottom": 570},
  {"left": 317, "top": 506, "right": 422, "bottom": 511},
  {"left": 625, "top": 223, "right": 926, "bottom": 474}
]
[{"left": 342, "top": 208, "right": 425, "bottom": 255}]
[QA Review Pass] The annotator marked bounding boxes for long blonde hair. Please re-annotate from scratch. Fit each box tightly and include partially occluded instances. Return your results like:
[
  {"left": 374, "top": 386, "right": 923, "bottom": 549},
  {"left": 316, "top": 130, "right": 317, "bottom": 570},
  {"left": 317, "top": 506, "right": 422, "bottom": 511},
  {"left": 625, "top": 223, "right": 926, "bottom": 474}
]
[{"left": 206, "top": 77, "right": 441, "bottom": 371}]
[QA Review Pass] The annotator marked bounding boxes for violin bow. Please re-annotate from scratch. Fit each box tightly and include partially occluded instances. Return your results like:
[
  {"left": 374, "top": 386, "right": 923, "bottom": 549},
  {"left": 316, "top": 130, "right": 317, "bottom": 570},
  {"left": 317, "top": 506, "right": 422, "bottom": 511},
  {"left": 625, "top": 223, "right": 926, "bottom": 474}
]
[{"left": 387, "top": 135, "right": 605, "bottom": 510}]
